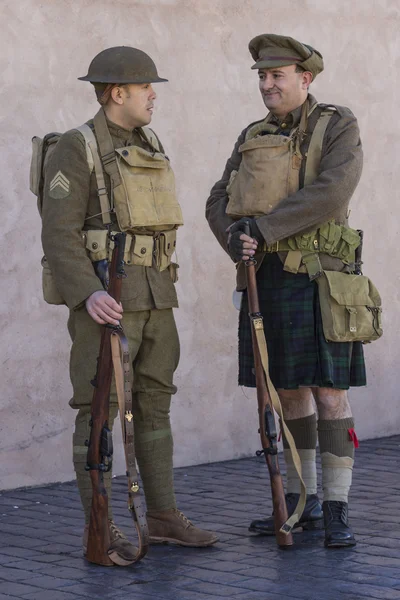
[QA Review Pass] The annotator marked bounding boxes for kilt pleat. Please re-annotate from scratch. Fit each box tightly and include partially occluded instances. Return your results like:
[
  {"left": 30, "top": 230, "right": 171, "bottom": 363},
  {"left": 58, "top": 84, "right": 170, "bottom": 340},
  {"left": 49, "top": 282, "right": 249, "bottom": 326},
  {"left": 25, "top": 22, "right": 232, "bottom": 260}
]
[{"left": 238, "top": 254, "right": 366, "bottom": 389}]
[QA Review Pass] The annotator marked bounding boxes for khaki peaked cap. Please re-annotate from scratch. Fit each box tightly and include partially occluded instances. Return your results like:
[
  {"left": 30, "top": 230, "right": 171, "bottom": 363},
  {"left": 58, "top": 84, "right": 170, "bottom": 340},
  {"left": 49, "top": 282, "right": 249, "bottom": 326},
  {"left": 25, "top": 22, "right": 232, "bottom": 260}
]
[
  {"left": 249, "top": 34, "right": 324, "bottom": 80},
  {"left": 78, "top": 46, "right": 168, "bottom": 84}
]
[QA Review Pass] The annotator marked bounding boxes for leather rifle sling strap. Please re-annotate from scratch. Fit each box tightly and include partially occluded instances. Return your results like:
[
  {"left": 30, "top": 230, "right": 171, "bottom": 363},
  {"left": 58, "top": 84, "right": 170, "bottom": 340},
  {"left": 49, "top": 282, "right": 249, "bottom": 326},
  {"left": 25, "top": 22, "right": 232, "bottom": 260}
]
[
  {"left": 110, "top": 328, "right": 149, "bottom": 564},
  {"left": 251, "top": 317, "right": 307, "bottom": 534}
]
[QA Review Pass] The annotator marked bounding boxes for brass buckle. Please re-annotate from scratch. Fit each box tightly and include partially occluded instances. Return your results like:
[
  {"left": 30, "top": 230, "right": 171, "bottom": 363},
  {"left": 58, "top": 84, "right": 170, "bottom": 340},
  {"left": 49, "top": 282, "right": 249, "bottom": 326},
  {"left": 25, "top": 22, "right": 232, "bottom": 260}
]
[{"left": 266, "top": 241, "right": 279, "bottom": 253}]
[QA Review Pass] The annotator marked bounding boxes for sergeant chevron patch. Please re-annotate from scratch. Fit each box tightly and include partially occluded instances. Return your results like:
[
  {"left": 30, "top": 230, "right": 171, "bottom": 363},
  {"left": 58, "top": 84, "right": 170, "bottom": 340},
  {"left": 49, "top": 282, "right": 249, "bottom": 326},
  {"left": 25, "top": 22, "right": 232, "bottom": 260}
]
[{"left": 49, "top": 171, "right": 70, "bottom": 199}]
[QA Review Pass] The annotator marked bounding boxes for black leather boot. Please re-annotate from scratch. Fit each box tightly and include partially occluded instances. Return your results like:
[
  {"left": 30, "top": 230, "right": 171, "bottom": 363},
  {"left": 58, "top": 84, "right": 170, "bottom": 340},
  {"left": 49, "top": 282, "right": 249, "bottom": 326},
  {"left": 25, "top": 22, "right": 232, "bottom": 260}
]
[
  {"left": 323, "top": 501, "right": 356, "bottom": 548},
  {"left": 249, "top": 493, "right": 323, "bottom": 535}
]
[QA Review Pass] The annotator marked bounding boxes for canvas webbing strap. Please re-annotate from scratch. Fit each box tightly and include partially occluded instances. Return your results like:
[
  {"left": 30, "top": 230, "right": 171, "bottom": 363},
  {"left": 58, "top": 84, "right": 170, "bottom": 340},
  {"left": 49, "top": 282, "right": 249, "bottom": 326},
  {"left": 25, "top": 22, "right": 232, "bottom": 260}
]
[
  {"left": 251, "top": 317, "right": 307, "bottom": 533},
  {"left": 304, "top": 109, "right": 335, "bottom": 185},
  {"left": 93, "top": 108, "right": 122, "bottom": 204},
  {"left": 75, "top": 124, "right": 111, "bottom": 226},
  {"left": 110, "top": 328, "right": 149, "bottom": 565},
  {"left": 281, "top": 106, "right": 335, "bottom": 276}
]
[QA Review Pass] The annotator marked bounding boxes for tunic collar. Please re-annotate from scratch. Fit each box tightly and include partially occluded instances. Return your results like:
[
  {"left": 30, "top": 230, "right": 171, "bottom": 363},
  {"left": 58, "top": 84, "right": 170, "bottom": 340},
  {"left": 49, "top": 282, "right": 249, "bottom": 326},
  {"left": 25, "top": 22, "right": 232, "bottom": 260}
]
[{"left": 269, "top": 93, "right": 318, "bottom": 129}]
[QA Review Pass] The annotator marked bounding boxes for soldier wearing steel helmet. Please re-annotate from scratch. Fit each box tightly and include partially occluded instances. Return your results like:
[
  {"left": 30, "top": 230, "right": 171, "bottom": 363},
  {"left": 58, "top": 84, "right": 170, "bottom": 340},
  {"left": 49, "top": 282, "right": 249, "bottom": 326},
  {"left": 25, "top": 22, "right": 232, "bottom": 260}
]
[
  {"left": 206, "top": 34, "right": 365, "bottom": 548},
  {"left": 41, "top": 46, "right": 218, "bottom": 563}
]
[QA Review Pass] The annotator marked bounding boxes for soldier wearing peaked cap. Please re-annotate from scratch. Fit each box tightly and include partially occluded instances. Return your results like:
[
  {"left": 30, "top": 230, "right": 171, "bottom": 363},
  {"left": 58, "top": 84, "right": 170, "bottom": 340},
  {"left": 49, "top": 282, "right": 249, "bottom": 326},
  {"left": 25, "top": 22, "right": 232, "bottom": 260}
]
[
  {"left": 41, "top": 46, "right": 218, "bottom": 563},
  {"left": 206, "top": 34, "right": 367, "bottom": 548}
]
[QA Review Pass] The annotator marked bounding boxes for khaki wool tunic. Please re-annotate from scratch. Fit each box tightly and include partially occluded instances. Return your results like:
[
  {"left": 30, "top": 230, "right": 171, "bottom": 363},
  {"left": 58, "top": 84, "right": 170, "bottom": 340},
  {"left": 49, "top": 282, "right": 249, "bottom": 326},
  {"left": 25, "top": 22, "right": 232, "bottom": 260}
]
[
  {"left": 206, "top": 93, "right": 366, "bottom": 390},
  {"left": 206, "top": 94, "right": 363, "bottom": 290},
  {"left": 42, "top": 117, "right": 178, "bottom": 312}
]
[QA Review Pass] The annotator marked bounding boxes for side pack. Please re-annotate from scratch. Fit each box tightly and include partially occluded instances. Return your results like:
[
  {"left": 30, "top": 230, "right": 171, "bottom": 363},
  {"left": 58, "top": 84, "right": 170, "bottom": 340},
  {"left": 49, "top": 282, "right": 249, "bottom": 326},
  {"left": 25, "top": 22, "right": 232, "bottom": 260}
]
[{"left": 30, "top": 133, "right": 62, "bottom": 217}]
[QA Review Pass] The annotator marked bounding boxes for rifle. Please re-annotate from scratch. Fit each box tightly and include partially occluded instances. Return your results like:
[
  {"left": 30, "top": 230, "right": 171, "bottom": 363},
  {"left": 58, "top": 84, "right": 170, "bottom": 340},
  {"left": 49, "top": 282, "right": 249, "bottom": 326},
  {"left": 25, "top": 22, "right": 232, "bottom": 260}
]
[
  {"left": 85, "top": 232, "right": 149, "bottom": 566},
  {"left": 243, "top": 222, "right": 293, "bottom": 548},
  {"left": 85, "top": 232, "right": 126, "bottom": 566}
]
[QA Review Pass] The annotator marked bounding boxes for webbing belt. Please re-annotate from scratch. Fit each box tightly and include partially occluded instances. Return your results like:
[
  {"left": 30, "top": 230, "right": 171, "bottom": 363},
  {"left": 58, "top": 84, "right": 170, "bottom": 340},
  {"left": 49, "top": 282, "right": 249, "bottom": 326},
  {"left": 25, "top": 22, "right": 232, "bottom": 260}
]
[
  {"left": 251, "top": 317, "right": 307, "bottom": 533},
  {"left": 109, "top": 328, "right": 149, "bottom": 565}
]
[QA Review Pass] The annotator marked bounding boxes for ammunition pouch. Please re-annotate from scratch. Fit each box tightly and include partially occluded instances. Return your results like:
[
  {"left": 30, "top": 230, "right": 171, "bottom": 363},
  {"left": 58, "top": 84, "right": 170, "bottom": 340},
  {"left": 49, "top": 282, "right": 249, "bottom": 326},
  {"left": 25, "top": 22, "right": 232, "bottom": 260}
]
[
  {"left": 264, "top": 222, "right": 360, "bottom": 263},
  {"left": 262, "top": 221, "right": 361, "bottom": 279},
  {"left": 316, "top": 270, "right": 383, "bottom": 343},
  {"left": 83, "top": 229, "right": 177, "bottom": 271}
]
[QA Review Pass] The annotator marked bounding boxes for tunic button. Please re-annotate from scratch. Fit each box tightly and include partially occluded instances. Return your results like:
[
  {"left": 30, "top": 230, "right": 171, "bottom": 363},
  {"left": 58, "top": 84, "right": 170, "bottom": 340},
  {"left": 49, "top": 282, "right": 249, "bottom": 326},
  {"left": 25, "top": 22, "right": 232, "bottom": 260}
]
[
  {"left": 141, "top": 247, "right": 146, "bottom": 254},
  {"left": 92, "top": 242, "right": 98, "bottom": 249},
  {"left": 122, "top": 150, "right": 129, "bottom": 156},
  {"left": 281, "top": 123, "right": 287, "bottom": 129}
]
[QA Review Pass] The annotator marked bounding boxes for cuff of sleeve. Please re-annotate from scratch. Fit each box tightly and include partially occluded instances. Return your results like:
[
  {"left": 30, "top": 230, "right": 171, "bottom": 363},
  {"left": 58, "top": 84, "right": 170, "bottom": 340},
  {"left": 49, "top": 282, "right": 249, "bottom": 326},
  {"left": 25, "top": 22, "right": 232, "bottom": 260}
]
[
  {"left": 66, "top": 282, "right": 104, "bottom": 312},
  {"left": 254, "top": 216, "right": 275, "bottom": 246}
]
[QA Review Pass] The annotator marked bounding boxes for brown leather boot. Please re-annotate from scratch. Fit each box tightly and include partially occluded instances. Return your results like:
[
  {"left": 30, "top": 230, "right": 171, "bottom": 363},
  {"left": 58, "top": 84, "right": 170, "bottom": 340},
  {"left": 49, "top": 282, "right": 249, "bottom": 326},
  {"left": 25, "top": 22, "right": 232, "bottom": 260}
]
[
  {"left": 83, "top": 520, "right": 138, "bottom": 566},
  {"left": 147, "top": 509, "right": 218, "bottom": 547}
]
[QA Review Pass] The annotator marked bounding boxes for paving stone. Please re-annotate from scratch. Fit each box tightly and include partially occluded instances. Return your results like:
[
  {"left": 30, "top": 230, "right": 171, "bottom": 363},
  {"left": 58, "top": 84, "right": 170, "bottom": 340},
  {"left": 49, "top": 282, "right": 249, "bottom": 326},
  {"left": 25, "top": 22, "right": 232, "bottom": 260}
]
[
  {"left": 0, "top": 581, "right": 38, "bottom": 596},
  {"left": 1, "top": 434, "right": 400, "bottom": 599},
  {"left": 21, "top": 591, "right": 87, "bottom": 600}
]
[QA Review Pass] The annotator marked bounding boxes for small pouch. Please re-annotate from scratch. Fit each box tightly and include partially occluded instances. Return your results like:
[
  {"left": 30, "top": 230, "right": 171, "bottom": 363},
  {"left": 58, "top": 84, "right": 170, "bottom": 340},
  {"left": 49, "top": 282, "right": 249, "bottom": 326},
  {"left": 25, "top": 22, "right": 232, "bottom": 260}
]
[
  {"left": 129, "top": 234, "right": 154, "bottom": 267},
  {"left": 41, "top": 256, "right": 65, "bottom": 305},
  {"left": 84, "top": 229, "right": 109, "bottom": 261},
  {"left": 316, "top": 270, "right": 383, "bottom": 342},
  {"left": 157, "top": 230, "right": 177, "bottom": 272}
]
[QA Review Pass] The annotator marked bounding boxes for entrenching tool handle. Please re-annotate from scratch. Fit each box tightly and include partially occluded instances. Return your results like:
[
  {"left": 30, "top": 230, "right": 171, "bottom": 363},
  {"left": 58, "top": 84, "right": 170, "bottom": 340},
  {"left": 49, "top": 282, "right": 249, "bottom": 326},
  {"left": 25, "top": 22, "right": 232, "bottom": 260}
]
[{"left": 243, "top": 221, "right": 293, "bottom": 548}]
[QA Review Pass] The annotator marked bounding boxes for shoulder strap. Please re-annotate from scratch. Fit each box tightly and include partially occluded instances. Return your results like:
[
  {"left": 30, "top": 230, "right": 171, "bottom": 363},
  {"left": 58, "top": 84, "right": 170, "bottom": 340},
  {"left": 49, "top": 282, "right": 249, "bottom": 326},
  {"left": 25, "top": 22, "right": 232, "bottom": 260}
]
[
  {"left": 93, "top": 108, "right": 122, "bottom": 191},
  {"left": 304, "top": 108, "right": 335, "bottom": 186},
  {"left": 76, "top": 123, "right": 111, "bottom": 226}
]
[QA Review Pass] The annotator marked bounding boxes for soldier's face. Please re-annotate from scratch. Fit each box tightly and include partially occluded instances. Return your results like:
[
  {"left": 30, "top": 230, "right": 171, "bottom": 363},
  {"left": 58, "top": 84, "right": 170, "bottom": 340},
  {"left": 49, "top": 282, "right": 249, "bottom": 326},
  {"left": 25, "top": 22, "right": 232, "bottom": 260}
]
[
  {"left": 258, "top": 65, "right": 311, "bottom": 117},
  {"left": 119, "top": 83, "right": 157, "bottom": 128}
]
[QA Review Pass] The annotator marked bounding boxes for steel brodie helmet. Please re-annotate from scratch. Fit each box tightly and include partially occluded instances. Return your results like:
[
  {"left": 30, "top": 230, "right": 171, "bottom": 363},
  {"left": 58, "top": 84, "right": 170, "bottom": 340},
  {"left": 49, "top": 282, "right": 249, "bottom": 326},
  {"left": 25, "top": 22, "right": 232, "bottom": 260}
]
[{"left": 78, "top": 46, "right": 168, "bottom": 84}]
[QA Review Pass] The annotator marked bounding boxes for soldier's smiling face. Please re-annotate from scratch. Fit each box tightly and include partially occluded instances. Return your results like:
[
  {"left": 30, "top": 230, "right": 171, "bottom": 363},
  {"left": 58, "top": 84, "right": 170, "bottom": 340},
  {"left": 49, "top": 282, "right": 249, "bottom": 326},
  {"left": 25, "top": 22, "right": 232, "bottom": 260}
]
[
  {"left": 258, "top": 65, "right": 312, "bottom": 117},
  {"left": 112, "top": 83, "right": 157, "bottom": 129}
]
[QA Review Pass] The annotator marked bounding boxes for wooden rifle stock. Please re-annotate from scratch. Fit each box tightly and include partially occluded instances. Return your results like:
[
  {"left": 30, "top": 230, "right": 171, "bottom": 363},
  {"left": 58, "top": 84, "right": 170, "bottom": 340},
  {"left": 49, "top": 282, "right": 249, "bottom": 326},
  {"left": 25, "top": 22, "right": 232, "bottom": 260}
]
[
  {"left": 86, "top": 233, "right": 126, "bottom": 566},
  {"left": 244, "top": 223, "right": 293, "bottom": 548}
]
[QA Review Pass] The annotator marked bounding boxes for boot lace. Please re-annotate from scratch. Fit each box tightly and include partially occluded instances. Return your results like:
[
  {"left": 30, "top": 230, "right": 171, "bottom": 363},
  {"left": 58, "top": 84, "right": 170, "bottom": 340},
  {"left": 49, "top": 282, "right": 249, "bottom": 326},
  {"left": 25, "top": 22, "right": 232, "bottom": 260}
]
[
  {"left": 175, "top": 510, "right": 193, "bottom": 528},
  {"left": 327, "top": 501, "right": 347, "bottom": 525}
]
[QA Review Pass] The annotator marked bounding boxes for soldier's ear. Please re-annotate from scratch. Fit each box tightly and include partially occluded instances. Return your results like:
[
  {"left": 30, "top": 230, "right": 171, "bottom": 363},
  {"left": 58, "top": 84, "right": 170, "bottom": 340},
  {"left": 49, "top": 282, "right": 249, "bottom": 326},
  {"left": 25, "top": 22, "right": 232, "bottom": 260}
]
[
  {"left": 110, "top": 85, "right": 124, "bottom": 105},
  {"left": 302, "top": 71, "right": 313, "bottom": 89}
]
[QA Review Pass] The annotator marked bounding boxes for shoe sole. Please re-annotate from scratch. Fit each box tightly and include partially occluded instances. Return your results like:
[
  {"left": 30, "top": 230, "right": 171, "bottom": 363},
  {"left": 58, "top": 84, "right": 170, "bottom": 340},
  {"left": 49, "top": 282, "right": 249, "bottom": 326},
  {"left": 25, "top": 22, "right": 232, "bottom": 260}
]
[
  {"left": 249, "top": 518, "right": 324, "bottom": 536},
  {"left": 325, "top": 540, "right": 357, "bottom": 548},
  {"left": 149, "top": 535, "right": 218, "bottom": 547}
]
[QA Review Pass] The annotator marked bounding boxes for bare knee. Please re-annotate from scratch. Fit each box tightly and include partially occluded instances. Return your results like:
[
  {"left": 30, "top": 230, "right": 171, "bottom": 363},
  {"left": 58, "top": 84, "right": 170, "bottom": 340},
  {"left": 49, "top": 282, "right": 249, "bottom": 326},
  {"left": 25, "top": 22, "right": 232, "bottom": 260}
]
[
  {"left": 277, "top": 388, "right": 314, "bottom": 419},
  {"left": 312, "top": 388, "right": 352, "bottom": 420}
]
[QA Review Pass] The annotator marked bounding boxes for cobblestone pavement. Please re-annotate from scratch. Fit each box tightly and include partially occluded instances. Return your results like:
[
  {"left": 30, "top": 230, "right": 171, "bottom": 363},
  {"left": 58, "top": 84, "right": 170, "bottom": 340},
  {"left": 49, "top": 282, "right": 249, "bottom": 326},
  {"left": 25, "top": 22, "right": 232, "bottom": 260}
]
[{"left": 0, "top": 435, "right": 399, "bottom": 600}]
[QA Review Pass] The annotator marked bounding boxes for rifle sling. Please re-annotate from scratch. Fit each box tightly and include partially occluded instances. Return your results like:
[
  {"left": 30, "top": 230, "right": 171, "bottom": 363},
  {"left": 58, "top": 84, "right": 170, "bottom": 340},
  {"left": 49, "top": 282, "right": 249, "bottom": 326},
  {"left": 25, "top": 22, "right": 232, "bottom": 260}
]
[
  {"left": 251, "top": 317, "right": 307, "bottom": 534},
  {"left": 110, "top": 328, "right": 149, "bottom": 564}
]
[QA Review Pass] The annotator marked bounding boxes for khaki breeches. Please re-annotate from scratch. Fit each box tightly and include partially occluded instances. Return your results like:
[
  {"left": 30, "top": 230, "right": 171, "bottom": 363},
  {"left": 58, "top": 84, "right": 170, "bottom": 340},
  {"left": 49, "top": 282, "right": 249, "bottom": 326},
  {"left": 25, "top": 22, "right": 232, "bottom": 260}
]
[{"left": 68, "top": 307, "right": 180, "bottom": 518}]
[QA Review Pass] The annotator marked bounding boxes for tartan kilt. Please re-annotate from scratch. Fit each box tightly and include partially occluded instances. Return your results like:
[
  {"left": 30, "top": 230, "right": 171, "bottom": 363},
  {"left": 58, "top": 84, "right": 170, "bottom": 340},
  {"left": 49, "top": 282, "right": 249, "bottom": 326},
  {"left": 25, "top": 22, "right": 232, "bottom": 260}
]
[{"left": 238, "top": 253, "right": 366, "bottom": 389}]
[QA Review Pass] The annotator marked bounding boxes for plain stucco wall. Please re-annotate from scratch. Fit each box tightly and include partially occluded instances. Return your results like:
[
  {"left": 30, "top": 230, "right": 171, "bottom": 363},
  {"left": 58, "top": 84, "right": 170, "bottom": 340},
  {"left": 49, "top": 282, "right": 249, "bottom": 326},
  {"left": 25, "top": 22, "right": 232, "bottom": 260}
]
[{"left": 1, "top": 0, "right": 399, "bottom": 490}]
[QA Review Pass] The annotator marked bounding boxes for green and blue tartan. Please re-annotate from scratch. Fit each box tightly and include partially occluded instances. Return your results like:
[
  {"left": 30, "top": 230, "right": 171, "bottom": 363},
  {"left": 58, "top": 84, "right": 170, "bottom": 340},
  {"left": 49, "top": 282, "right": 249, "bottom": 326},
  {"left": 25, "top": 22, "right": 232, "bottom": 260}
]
[{"left": 238, "top": 254, "right": 366, "bottom": 389}]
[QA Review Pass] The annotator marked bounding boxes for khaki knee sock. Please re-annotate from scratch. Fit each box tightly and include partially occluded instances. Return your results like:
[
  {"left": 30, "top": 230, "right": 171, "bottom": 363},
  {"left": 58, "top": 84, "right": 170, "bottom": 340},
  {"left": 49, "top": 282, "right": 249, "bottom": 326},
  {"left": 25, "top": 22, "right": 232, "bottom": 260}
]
[
  {"left": 282, "top": 414, "right": 318, "bottom": 495},
  {"left": 73, "top": 406, "right": 118, "bottom": 524},
  {"left": 318, "top": 417, "right": 356, "bottom": 503}
]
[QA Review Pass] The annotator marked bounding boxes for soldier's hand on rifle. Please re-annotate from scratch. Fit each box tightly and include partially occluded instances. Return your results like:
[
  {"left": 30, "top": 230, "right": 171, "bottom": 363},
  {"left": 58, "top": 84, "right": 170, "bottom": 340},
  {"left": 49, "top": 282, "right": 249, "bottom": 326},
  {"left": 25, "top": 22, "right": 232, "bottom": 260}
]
[
  {"left": 86, "top": 290, "right": 123, "bottom": 326},
  {"left": 226, "top": 218, "right": 261, "bottom": 262}
]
